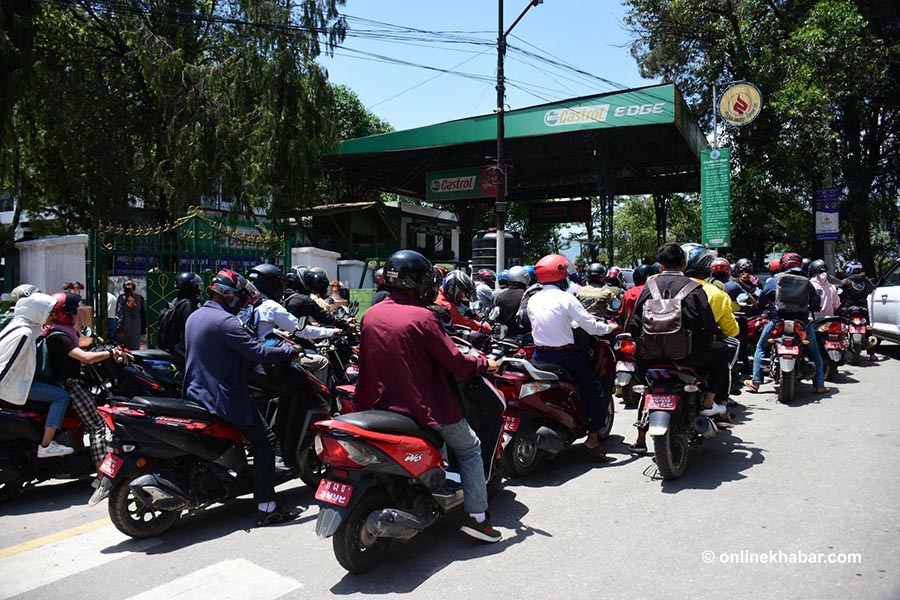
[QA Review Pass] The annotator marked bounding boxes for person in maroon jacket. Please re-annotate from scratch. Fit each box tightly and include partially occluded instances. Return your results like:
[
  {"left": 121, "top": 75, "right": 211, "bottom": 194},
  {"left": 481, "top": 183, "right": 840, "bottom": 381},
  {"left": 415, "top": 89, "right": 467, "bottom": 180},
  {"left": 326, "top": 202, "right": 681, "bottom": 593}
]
[{"left": 354, "top": 250, "right": 502, "bottom": 543}]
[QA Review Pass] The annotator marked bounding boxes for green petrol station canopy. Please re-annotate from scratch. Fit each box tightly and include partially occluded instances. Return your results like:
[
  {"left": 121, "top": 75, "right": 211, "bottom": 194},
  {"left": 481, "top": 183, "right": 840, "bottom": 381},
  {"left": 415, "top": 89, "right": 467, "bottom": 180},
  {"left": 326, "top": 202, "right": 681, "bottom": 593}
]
[{"left": 327, "top": 83, "right": 709, "bottom": 202}]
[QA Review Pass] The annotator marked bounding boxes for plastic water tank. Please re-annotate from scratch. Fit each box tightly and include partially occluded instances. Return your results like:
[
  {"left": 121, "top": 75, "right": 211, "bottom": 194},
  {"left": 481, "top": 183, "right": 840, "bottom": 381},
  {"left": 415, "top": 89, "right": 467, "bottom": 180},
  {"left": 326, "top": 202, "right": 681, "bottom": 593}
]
[{"left": 471, "top": 230, "right": 524, "bottom": 271}]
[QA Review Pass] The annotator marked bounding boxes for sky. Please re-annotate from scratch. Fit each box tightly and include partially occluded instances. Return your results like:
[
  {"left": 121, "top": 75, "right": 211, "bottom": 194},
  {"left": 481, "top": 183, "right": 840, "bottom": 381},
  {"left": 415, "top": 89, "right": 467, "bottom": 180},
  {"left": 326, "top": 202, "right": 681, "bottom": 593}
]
[{"left": 320, "top": 0, "right": 657, "bottom": 131}]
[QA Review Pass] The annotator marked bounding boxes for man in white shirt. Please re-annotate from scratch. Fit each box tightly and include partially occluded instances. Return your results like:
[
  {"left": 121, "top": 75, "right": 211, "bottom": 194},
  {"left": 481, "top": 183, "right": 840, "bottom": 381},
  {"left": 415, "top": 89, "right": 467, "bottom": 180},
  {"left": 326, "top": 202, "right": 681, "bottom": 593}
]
[{"left": 528, "top": 254, "right": 618, "bottom": 461}]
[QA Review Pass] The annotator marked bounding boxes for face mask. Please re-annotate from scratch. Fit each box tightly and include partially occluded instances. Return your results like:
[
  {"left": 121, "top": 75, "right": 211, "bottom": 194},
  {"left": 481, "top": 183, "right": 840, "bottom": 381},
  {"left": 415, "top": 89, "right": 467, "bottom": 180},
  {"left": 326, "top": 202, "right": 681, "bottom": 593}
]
[{"left": 815, "top": 272, "right": 828, "bottom": 283}]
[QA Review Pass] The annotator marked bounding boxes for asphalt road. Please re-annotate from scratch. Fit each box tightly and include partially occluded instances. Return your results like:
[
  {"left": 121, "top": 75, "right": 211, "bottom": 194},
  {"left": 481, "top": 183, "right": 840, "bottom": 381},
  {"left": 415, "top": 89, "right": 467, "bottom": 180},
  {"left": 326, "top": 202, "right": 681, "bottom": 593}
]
[{"left": 2, "top": 344, "right": 900, "bottom": 600}]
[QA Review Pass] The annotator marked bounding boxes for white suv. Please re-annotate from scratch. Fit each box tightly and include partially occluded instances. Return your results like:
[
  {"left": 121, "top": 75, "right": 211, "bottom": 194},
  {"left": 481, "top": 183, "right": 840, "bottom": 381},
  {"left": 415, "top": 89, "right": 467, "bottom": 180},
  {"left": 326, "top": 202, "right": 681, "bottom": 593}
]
[{"left": 869, "top": 259, "right": 900, "bottom": 343}]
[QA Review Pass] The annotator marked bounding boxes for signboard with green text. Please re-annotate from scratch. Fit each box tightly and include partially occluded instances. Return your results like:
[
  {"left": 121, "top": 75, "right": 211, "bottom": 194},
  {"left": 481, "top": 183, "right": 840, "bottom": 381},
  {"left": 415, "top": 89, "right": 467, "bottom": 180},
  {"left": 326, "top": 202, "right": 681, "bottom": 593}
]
[
  {"left": 701, "top": 148, "right": 731, "bottom": 248},
  {"left": 426, "top": 167, "right": 498, "bottom": 201}
]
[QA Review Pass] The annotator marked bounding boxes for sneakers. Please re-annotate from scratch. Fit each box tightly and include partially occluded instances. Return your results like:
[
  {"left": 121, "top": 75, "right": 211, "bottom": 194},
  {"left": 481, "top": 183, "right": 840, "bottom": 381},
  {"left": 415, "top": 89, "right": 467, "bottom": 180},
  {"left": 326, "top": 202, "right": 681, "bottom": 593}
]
[
  {"left": 255, "top": 504, "right": 303, "bottom": 527},
  {"left": 37, "top": 441, "right": 74, "bottom": 458},
  {"left": 460, "top": 515, "right": 502, "bottom": 543},
  {"left": 699, "top": 403, "right": 727, "bottom": 417}
]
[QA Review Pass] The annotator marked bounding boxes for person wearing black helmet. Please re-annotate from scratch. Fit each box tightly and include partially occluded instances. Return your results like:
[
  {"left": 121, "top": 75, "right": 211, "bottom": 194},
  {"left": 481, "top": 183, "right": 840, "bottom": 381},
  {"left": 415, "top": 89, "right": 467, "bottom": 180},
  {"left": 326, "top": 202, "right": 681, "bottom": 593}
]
[
  {"left": 184, "top": 269, "right": 303, "bottom": 526},
  {"left": 371, "top": 267, "right": 389, "bottom": 305},
  {"left": 283, "top": 266, "right": 353, "bottom": 332},
  {"left": 490, "top": 265, "right": 530, "bottom": 336},
  {"left": 354, "top": 250, "right": 503, "bottom": 543},
  {"left": 247, "top": 264, "right": 339, "bottom": 385},
  {"left": 576, "top": 262, "right": 615, "bottom": 317},
  {"left": 304, "top": 268, "right": 332, "bottom": 312},
  {"left": 156, "top": 272, "right": 202, "bottom": 353}
]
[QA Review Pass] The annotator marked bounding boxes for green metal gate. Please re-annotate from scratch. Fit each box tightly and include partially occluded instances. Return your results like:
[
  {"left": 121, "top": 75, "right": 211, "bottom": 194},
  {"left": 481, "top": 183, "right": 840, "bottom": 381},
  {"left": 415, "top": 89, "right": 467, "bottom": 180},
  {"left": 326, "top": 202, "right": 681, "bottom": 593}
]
[{"left": 87, "top": 208, "right": 288, "bottom": 342}]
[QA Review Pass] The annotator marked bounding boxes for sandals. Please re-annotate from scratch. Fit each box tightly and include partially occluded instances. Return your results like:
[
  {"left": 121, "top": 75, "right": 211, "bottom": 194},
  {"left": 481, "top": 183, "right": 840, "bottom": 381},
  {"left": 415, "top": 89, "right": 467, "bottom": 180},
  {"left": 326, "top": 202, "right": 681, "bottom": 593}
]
[
  {"left": 582, "top": 443, "right": 615, "bottom": 463},
  {"left": 743, "top": 379, "right": 760, "bottom": 393}
]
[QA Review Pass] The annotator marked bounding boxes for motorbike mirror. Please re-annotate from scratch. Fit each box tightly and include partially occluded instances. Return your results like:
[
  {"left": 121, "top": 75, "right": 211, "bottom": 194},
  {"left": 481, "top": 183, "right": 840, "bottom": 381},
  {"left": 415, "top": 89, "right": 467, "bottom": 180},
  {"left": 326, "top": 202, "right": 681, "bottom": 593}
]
[
  {"left": 296, "top": 315, "right": 307, "bottom": 331},
  {"left": 609, "top": 298, "right": 623, "bottom": 311},
  {"left": 737, "top": 292, "right": 750, "bottom": 304},
  {"left": 81, "top": 326, "right": 96, "bottom": 338}
]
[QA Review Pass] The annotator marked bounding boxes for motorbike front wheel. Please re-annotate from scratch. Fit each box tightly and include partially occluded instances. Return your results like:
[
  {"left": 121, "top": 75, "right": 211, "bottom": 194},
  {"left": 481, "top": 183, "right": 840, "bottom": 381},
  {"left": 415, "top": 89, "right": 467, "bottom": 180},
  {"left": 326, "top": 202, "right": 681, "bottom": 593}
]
[
  {"left": 652, "top": 423, "right": 689, "bottom": 480},
  {"left": 108, "top": 476, "right": 182, "bottom": 539},
  {"left": 296, "top": 445, "right": 326, "bottom": 488},
  {"left": 333, "top": 488, "right": 393, "bottom": 574},
  {"left": 0, "top": 474, "right": 23, "bottom": 503},
  {"left": 597, "top": 400, "right": 615, "bottom": 440}
]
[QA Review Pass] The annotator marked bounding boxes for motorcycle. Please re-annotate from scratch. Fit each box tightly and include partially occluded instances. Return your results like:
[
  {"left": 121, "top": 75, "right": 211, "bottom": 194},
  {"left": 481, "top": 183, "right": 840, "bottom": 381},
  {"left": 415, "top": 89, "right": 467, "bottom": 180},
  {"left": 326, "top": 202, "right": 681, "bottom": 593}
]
[
  {"left": 843, "top": 306, "right": 876, "bottom": 365},
  {"left": 768, "top": 319, "right": 816, "bottom": 404},
  {"left": 0, "top": 333, "right": 121, "bottom": 502},
  {"left": 613, "top": 333, "right": 639, "bottom": 408},
  {"left": 313, "top": 340, "right": 505, "bottom": 574},
  {"left": 490, "top": 328, "right": 616, "bottom": 477},
  {"left": 635, "top": 364, "right": 716, "bottom": 480},
  {"left": 813, "top": 316, "right": 848, "bottom": 382},
  {"left": 88, "top": 336, "right": 331, "bottom": 539}
]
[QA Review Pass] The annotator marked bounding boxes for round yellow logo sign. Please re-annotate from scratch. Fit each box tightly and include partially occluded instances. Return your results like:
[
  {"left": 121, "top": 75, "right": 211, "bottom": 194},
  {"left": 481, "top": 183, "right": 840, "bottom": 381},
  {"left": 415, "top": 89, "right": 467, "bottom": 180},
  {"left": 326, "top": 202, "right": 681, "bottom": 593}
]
[{"left": 718, "top": 82, "right": 763, "bottom": 126}]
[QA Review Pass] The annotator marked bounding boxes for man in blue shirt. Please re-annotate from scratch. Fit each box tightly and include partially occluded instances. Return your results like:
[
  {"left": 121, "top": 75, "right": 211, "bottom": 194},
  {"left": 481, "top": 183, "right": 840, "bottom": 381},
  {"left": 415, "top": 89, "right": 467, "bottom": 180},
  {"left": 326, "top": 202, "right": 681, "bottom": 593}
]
[
  {"left": 744, "top": 253, "right": 827, "bottom": 394},
  {"left": 184, "top": 269, "right": 302, "bottom": 526}
]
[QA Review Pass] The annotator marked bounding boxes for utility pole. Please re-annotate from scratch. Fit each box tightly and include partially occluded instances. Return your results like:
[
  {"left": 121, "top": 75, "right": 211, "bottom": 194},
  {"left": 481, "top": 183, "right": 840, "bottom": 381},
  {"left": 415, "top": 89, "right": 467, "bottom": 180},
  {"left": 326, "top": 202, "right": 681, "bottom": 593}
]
[{"left": 494, "top": 0, "right": 543, "bottom": 276}]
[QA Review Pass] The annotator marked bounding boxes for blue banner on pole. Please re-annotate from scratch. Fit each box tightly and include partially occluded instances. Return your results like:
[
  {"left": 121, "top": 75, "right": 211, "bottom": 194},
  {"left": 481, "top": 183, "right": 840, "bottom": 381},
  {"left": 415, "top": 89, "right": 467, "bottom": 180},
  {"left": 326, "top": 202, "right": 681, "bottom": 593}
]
[{"left": 814, "top": 187, "right": 840, "bottom": 241}]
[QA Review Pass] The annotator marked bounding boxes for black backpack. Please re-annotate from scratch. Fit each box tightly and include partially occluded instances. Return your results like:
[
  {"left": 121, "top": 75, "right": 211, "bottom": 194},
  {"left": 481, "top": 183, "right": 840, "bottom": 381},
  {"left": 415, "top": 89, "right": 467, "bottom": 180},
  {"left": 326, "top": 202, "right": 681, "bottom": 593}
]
[
  {"left": 155, "top": 299, "right": 187, "bottom": 350},
  {"left": 635, "top": 278, "right": 700, "bottom": 362},
  {"left": 775, "top": 273, "right": 810, "bottom": 315}
]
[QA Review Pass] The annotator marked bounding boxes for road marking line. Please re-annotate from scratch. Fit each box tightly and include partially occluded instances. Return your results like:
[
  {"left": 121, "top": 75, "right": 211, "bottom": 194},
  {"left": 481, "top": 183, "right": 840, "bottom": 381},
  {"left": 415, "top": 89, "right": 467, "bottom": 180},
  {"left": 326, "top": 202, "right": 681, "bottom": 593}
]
[
  {"left": 0, "top": 517, "right": 111, "bottom": 560},
  {"left": 0, "top": 521, "right": 161, "bottom": 599},
  {"left": 125, "top": 558, "right": 303, "bottom": 600}
]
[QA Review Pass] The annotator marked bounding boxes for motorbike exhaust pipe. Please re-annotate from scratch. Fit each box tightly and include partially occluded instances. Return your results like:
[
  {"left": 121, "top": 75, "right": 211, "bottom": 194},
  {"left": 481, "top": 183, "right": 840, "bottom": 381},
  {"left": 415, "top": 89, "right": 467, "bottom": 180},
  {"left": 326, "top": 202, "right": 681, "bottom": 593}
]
[
  {"left": 535, "top": 426, "right": 565, "bottom": 455},
  {"left": 365, "top": 508, "right": 427, "bottom": 540},
  {"left": 692, "top": 416, "right": 718, "bottom": 439},
  {"left": 866, "top": 335, "right": 878, "bottom": 350},
  {"left": 129, "top": 473, "right": 190, "bottom": 511}
]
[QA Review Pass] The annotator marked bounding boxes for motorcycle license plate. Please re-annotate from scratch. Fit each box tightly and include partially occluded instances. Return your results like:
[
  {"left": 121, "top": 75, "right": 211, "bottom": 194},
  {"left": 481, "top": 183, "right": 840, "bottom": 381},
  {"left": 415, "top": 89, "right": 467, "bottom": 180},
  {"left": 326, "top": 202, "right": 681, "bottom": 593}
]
[
  {"left": 315, "top": 479, "right": 354, "bottom": 507},
  {"left": 777, "top": 344, "right": 801, "bottom": 356},
  {"left": 615, "top": 361, "right": 636, "bottom": 372},
  {"left": 849, "top": 326, "right": 866, "bottom": 334},
  {"left": 645, "top": 394, "right": 677, "bottom": 410},
  {"left": 98, "top": 453, "right": 124, "bottom": 478},
  {"left": 503, "top": 415, "right": 521, "bottom": 432},
  {"left": 825, "top": 341, "right": 844, "bottom": 350}
]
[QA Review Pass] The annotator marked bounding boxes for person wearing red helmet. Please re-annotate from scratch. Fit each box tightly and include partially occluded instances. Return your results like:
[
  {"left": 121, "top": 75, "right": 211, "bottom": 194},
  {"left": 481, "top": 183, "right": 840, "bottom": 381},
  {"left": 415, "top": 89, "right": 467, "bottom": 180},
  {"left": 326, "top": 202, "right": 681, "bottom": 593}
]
[
  {"left": 768, "top": 258, "right": 781, "bottom": 277},
  {"left": 528, "top": 254, "right": 619, "bottom": 461},
  {"left": 41, "top": 292, "right": 123, "bottom": 469},
  {"left": 744, "top": 252, "right": 827, "bottom": 394},
  {"left": 184, "top": 269, "right": 304, "bottom": 526}
]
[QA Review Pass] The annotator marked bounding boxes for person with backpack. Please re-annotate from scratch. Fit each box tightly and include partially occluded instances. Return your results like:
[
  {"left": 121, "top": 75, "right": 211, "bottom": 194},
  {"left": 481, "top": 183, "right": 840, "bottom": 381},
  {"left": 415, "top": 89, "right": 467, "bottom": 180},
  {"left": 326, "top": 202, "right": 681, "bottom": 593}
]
[
  {"left": 0, "top": 284, "right": 41, "bottom": 331},
  {"left": 0, "top": 293, "right": 74, "bottom": 458},
  {"left": 156, "top": 272, "right": 202, "bottom": 355},
  {"left": 743, "top": 252, "right": 827, "bottom": 394},
  {"left": 41, "top": 292, "right": 122, "bottom": 469},
  {"left": 528, "top": 254, "right": 618, "bottom": 461}
]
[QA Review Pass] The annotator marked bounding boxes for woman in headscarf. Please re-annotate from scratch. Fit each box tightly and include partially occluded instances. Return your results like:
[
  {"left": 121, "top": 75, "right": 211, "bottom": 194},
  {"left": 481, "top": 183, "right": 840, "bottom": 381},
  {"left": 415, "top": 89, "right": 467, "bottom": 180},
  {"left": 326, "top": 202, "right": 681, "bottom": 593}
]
[
  {"left": 0, "top": 293, "right": 74, "bottom": 457},
  {"left": 115, "top": 280, "right": 146, "bottom": 350}
]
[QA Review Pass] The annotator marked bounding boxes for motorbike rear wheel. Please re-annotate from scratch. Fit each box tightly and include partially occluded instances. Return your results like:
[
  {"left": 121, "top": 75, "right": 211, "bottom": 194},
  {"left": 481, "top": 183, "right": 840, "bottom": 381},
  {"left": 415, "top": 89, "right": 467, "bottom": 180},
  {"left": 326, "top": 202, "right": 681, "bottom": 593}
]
[
  {"left": 333, "top": 488, "right": 393, "bottom": 574},
  {"left": 652, "top": 425, "right": 689, "bottom": 480},
  {"left": 503, "top": 423, "right": 542, "bottom": 477},
  {"left": 622, "top": 383, "right": 638, "bottom": 409},
  {"left": 108, "top": 476, "right": 182, "bottom": 539},
  {"left": 824, "top": 361, "right": 837, "bottom": 382},
  {"left": 849, "top": 347, "right": 861, "bottom": 366},
  {"left": 296, "top": 445, "right": 326, "bottom": 488},
  {"left": 597, "top": 400, "right": 615, "bottom": 440},
  {"left": 777, "top": 370, "right": 796, "bottom": 404}
]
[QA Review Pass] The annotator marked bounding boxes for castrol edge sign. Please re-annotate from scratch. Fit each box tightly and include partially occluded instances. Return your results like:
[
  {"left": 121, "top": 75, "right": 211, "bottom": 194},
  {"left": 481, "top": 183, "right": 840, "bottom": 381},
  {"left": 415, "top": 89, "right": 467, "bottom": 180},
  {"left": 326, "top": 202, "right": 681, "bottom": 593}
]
[
  {"left": 426, "top": 167, "right": 497, "bottom": 201},
  {"left": 544, "top": 104, "right": 610, "bottom": 127}
]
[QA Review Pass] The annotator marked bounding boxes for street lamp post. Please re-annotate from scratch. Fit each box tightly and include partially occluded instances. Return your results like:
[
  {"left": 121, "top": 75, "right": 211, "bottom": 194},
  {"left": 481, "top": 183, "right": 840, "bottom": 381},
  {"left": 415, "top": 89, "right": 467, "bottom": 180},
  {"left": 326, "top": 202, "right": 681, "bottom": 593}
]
[{"left": 494, "top": 0, "right": 543, "bottom": 276}]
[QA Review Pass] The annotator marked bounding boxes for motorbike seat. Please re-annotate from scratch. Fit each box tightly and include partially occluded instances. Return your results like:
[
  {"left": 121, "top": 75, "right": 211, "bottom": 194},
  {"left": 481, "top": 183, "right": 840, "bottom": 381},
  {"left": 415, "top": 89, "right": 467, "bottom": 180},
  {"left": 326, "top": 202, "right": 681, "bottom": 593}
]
[
  {"left": 335, "top": 410, "right": 444, "bottom": 448},
  {"left": 130, "top": 349, "right": 182, "bottom": 363},
  {"left": 0, "top": 399, "right": 52, "bottom": 413},
  {"left": 528, "top": 360, "right": 575, "bottom": 382},
  {"left": 124, "top": 396, "right": 224, "bottom": 422}
]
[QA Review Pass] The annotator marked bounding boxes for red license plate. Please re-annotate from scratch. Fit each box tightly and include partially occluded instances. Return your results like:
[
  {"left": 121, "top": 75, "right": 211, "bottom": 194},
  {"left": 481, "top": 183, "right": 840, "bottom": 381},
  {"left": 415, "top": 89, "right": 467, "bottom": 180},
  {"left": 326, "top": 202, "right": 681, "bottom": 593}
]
[
  {"left": 849, "top": 325, "right": 866, "bottom": 334},
  {"left": 503, "top": 415, "right": 520, "bottom": 432},
  {"left": 98, "top": 453, "right": 123, "bottom": 478},
  {"left": 645, "top": 394, "right": 677, "bottom": 410},
  {"left": 778, "top": 344, "right": 801, "bottom": 356},
  {"left": 315, "top": 478, "right": 354, "bottom": 507},
  {"left": 825, "top": 341, "right": 844, "bottom": 350}
]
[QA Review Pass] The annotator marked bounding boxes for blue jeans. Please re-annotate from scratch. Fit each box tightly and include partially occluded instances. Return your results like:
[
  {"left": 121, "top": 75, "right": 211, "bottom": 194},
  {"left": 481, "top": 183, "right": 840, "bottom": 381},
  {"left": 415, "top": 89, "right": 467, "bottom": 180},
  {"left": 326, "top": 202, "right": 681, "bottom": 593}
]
[
  {"left": 752, "top": 320, "right": 824, "bottom": 388},
  {"left": 431, "top": 420, "right": 488, "bottom": 514},
  {"left": 534, "top": 347, "right": 607, "bottom": 433},
  {"left": 28, "top": 381, "right": 71, "bottom": 429}
]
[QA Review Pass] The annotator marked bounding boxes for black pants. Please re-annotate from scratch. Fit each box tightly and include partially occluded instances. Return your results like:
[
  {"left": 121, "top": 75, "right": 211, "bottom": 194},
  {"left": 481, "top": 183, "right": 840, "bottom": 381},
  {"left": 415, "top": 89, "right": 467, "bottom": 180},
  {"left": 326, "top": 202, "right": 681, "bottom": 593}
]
[
  {"left": 683, "top": 341, "right": 730, "bottom": 398},
  {"left": 236, "top": 408, "right": 278, "bottom": 503}
]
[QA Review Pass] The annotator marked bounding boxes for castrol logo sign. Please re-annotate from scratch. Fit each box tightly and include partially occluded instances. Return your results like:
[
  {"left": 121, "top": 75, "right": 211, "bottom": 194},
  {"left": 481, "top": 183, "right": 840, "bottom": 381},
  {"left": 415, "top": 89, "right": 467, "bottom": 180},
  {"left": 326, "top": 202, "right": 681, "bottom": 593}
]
[
  {"left": 430, "top": 175, "right": 477, "bottom": 194},
  {"left": 544, "top": 104, "right": 609, "bottom": 127}
]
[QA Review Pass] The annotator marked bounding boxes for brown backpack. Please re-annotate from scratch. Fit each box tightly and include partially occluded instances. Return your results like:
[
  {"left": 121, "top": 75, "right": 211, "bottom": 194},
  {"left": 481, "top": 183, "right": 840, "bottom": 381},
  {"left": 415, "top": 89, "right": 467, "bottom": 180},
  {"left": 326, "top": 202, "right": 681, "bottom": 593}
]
[{"left": 635, "top": 278, "right": 700, "bottom": 362}]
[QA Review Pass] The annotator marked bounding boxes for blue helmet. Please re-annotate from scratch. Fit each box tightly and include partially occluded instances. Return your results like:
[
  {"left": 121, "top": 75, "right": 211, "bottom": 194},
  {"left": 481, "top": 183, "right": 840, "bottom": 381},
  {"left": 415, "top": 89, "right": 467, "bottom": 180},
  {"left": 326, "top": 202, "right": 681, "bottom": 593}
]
[
  {"left": 524, "top": 265, "right": 536, "bottom": 282},
  {"left": 498, "top": 269, "right": 510, "bottom": 286}
]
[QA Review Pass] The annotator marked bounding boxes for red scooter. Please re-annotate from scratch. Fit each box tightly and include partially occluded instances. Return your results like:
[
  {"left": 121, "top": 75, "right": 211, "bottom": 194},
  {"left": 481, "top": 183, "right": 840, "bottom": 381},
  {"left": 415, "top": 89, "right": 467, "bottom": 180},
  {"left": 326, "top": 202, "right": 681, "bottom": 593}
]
[
  {"left": 614, "top": 333, "right": 639, "bottom": 408},
  {"left": 491, "top": 330, "right": 616, "bottom": 477},
  {"left": 313, "top": 353, "right": 505, "bottom": 574}
]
